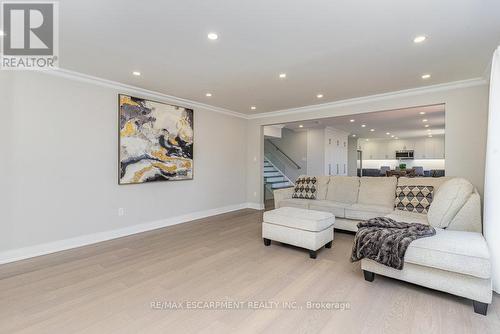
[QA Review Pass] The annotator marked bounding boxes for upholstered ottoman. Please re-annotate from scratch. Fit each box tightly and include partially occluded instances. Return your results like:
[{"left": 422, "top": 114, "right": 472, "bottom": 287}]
[{"left": 262, "top": 207, "right": 335, "bottom": 258}]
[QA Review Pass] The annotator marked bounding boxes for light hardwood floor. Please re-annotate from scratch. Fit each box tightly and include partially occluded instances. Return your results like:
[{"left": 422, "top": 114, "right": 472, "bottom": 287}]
[{"left": 1, "top": 209, "right": 499, "bottom": 334}]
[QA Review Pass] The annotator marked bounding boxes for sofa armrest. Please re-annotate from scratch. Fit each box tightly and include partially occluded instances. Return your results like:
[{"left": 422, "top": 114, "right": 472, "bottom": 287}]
[{"left": 273, "top": 187, "right": 294, "bottom": 209}]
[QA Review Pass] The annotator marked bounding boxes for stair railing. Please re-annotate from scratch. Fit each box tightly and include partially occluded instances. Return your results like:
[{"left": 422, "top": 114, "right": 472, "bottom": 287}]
[{"left": 265, "top": 139, "right": 301, "bottom": 169}]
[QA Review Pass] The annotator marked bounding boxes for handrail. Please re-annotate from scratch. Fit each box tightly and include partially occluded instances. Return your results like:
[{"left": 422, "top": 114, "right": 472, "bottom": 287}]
[{"left": 266, "top": 139, "right": 301, "bottom": 169}]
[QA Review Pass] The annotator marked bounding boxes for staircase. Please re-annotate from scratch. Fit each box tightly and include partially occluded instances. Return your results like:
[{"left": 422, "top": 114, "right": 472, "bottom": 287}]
[{"left": 264, "top": 158, "right": 294, "bottom": 190}]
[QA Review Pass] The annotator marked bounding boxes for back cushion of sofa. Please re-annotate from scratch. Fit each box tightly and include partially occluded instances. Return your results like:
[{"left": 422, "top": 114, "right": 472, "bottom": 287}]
[
  {"left": 326, "top": 176, "right": 360, "bottom": 203},
  {"left": 357, "top": 177, "right": 398, "bottom": 208},
  {"left": 397, "top": 177, "right": 451, "bottom": 195},
  {"left": 315, "top": 176, "right": 331, "bottom": 200},
  {"left": 427, "top": 178, "right": 474, "bottom": 229}
]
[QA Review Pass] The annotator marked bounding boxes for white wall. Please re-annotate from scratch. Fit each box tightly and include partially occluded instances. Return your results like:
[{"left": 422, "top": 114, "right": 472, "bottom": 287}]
[
  {"left": 247, "top": 82, "right": 489, "bottom": 204},
  {"left": 1, "top": 71, "right": 248, "bottom": 256},
  {"left": 306, "top": 128, "right": 325, "bottom": 175}
]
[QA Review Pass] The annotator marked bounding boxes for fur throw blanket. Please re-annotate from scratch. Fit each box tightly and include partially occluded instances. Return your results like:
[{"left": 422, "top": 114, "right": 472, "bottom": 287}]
[{"left": 351, "top": 217, "right": 436, "bottom": 270}]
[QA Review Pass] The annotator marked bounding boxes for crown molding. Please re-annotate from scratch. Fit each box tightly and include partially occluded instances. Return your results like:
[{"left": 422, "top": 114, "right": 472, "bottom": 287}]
[
  {"left": 42, "top": 68, "right": 249, "bottom": 119},
  {"left": 248, "top": 78, "right": 488, "bottom": 119}
]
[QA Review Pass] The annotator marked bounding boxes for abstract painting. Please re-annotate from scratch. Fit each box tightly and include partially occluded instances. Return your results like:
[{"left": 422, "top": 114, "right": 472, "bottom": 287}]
[{"left": 119, "top": 94, "right": 193, "bottom": 184}]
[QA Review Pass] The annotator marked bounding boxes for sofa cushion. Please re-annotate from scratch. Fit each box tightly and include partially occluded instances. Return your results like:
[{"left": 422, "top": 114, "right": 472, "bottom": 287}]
[
  {"left": 357, "top": 176, "right": 398, "bottom": 208},
  {"left": 278, "top": 198, "right": 312, "bottom": 209},
  {"left": 427, "top": 178, "right": 474, "bottom": 229},
  {"left": 315, "top": 176, "right": 331, "bottom": 200},
  {"left": 309, "top": 200, "right": 350, "bottom": 218},
  {"left": 345, "top": 203, "right": 393, "bottom": 221},
  {"left": 263, "top": 207, "right": 335, "bottom": 232},
  {"left": 397, "top": 177, "right": 451, "bottom": 194},
  {"left": 385, "top": 210, "right": 429, "bottom": 225},
  {"left": 405, "top": 228, "right": 491, "bottom": 279},
  {"left": 325, "top": 176, "right": 360, "bottom": 204},
  {"left": 292, "top": 176, "right": 317, "bottom": 200},
  {"left": 394, "top": 185, "right": 434, "bottom": 214}
]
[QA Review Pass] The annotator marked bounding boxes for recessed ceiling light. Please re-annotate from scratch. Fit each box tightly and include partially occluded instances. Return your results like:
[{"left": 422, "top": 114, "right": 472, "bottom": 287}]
[
  {"left": 419, "top": 111, "right": 426, "bottom": 115},
  {"left": 279, "top": 73, "right": 287, "bottom": 79},
  {"left": 352, "top": 134, "right": 356, "bottom": 137},
  {"left": 205, "top": 93, "right": 212, "bottom": 97},
  {"left": 250, "top": 106, "right": 256, "bottom": 110},
  {"left": 386, "top": 132, "right": 390, "bottom": 135},
  {"left": 424, "top": 124, "right": 430, "bottom": 128},
  {"left": 413, "top": 35, "right": 427, "bottom": 43},
  {"left": 421, "top": 74, "right": 431, "bottom": 79},
  {"left": 316, "top": 94, "right": 324, "bottom": 99},
  {"left": 361, "top": 124, "right": 366, "bottom": 128},
  {"left": 427, "top": 129, "right": 432, "bottom": 132},
  {"left": 207, "top": 32, "right": 218, "bottom": 40},
  {"left": 422, "top": 119, "right": 428, "bottom": 122},
  {"left": 0, "top": 30, "right": 5, "bottom": 37},
  {"left": 350, "top": 119, "right": 355, "bottom": 123},
  {"left": 298, "top": 124, "right": 304, "bottom": 128},
  {"left": 132, "top": 71, "right": 141, "bottom": 76},
  {"left": 391, "top": 135, "right": 395, "bottom": 138},
  {"left": 370, "top": 129, "right": 375, "bottom": 132},
  {"left": 428, "top": 135, "right": 433, "bottom": 138},
  {"left": 365, "top": 139, "right": 369, "bottom": 142}
]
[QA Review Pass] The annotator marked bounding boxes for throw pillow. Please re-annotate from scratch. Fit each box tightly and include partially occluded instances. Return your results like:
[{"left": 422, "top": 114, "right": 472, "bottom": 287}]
[
  {"left": 292, "top": 176, "right": 317, "bottom": 199},
  {"left": 427, "top": 178, "right": 474, "bottom": 228},
  {"left": 394, "top": 185, "right": 434, "bottom": 214}
]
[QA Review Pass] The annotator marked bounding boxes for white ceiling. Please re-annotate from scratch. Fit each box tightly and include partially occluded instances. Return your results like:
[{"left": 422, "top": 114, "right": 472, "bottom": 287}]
[
  {"left": 59, "top": 0, "right": 500, "bottom": 114},
  {"left": 284, "top": 104, "right": 445, "bottom": 139}
]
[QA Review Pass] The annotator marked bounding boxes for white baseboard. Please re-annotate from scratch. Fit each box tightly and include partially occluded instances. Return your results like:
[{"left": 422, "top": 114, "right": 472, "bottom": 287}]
[{"left": 0, "top": 202, "right": 263, "bottom": 265}]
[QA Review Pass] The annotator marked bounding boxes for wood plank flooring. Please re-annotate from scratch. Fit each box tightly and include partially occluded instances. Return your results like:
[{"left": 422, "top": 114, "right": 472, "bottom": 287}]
[{"left": 0, "top": 209, "right": 499, "bottom": 333}]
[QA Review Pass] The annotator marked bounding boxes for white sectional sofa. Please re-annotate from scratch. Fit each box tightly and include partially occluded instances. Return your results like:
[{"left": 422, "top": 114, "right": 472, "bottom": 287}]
[{"left": 273, "top": 176, "right": 491, "bottom": 315}]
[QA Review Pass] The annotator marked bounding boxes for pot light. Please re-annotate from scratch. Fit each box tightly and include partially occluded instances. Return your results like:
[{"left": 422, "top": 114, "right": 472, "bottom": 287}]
[
  {"left": 428, "top": 135, "right": 433, "bottom": 138},
  {"left": 413, "top": 35, "right": 427, "bottom": 43},
  {"left": 424, "top": 124, "right": 430, "bottom": 128},
  {"left": 361, "top": 124, "right": 366, "bottom": 128},
  {"left": 205, "top": 93, "right": 212, "bottom": 97},
  {"left": 279, "top": 73, "right": 287, "bottom": 79},
  {"left": 132, "top": 71, "right": 141, "bottom": 76},
  {"left": 386, "top": 132, "right": 390, "bottom": 135},
  {"left": 250, "top": 106, "right": 256, "bottom": 110},
  {"left": 421, "top": 74, "right": 431, "bottom": 79},
  {"left": 350, "top": 119, "right": 355, "bottom": 123},
  {"left": 365, "top": 139, "right": 369, "bottom": 142},
  {"left": 419, "top": 111, "right": 426, "bottom": 115},
  {"left": 422, "top": 119, "right": 428, "bottom": 122},
  {"left": 316, "top": 94, "right": 324, "bottom": 99},
  {"left": 391, "top": 135, "right": 395, "bottom": 138},
  {"left": 352, "top": 134, "right": 356, "bottom": 137},
  {"left": 298, "top": 124, "right": 304, "bottom": 128},
  {"left": 370, "top": 129, "right": 375, "bottom": 132},
  {"left": 207, "top": 32, "right": 218, "bottom": 40}
]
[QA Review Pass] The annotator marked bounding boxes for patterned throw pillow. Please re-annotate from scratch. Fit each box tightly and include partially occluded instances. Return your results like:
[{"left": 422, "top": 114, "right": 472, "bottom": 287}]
[
  {"left": 394, "top": 185, "right": 434, "bottom": 213},
  {"left": 292, "top": 177, "right": 317, "bottom": 199}
]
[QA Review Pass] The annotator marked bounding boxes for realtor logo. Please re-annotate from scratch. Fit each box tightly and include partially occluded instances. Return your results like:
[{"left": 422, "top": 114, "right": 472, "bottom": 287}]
[{"left": 1, "top": 1, "right": 59, "bottom": 70}]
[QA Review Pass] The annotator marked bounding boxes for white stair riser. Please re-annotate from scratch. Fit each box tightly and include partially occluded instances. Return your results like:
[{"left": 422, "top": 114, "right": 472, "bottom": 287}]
[
  {"left": 266, "top": 176, "right": 285, "bottom": 183},
  {"left": 271, "top": 182, "right": 292, "bottom": 189}
]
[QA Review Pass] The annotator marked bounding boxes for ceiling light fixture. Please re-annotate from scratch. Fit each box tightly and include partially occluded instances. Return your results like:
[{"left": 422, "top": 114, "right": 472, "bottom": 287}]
[
  {"left": 350, "top": 119, "right": 355, "bottom": 123},
  {"left": 205, "top": 93, "right": 212, "bottom": 97},
  {"left": 316, "top": 94, "right": 324, "bottom": 99},
  {"left": 424, "top": 124, "right": 430, "bottom": 128},
  {"left": 361, "top": 124, "right": 366, "bottom": 128},
  {"left": 391, "top": 135, "right": 395, "bottom": 138},
  {"left": 370, "top": 129, "right": 375, "bottom": 132},
  {"left": 413, "top": 35, "right": 427, "bottom": 43},
  {"left": 386, "top": 132, "right": 390, "bottom": 135},
  {"left": 250, "top": 106, "right": 256, "bottom": 110},
  {"left": 352, "top": 134, "right": 356, "bottom": 137},
  {"left": 207, "top": 32, "right": 218, "bottom": 40},
  {"left": 298, "top": 124, "right": 304, "bottom": 128},
  {"left": 421, "top": 74, "right": 431, "bottom": 79},
  {"left": 365, "top": 139, "right": 369, "bottom": 142},
  {"left": 419, "top": 111, "right": 426, "bottom": 115},
  {"left": 279, "top": 73, "right": 287, "bottom": 79},
  {"left": 0, "top": 30, "right": 5, "bottom": 37},
  {"left": 422, "top": 119, "right": 428, "bottom": 122},
  {"left": 428, "top": 135, "right": 433, "bottom": 138},
  {"left": 132, "top": 71, "right": 141, "bottom": 76}
]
